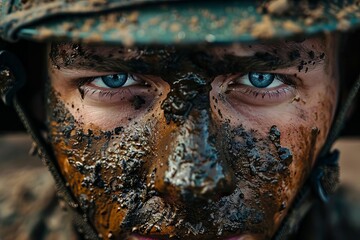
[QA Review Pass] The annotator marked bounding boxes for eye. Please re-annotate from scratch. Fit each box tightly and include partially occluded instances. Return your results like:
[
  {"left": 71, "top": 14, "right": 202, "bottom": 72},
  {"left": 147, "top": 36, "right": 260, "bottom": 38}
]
[
  {"left": 248, "top": 72, "right": 274, "bottom": 88},
  {"left": 223, "top": 72, "right": 298, "bottom": 106},
  {"left": 92, "top": 73, "right": 137, "bottom": 88},
  {"left": 233, "top": 72, "right": 283, "bottom": 89}
]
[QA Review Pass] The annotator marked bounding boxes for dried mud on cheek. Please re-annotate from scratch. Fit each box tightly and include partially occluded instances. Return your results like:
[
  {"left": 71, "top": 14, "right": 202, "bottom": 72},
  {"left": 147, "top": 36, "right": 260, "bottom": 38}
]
[
  {"left": 46, "top": 90, "right": 297, "bottom": 238},
  {"left": 46, "top": 93, "right": 191, "bottom": 238},
  {"left": 208, "top": 124, "right": 293, "bottom": 237},
  {"left": 46, "top": 91, "right": 157, "bottom": 235}
]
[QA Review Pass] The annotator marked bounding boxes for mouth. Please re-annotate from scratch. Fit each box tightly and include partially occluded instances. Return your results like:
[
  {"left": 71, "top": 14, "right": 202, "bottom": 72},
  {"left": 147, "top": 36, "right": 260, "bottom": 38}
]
[
  {"left": 127, "top": 235, "right": 160, "bottom": 240},
  {"left": 127, "top": 234, "right": 252, "bottom": 240}
]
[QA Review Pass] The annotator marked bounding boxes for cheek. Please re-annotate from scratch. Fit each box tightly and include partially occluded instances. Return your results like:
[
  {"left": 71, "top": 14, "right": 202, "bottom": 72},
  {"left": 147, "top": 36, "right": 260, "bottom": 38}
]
[
  {"left": 210, "top": 82, "right": 336, "bottom": 234},
  {"left": 273, "top": 125, "right": 318, "bottom": 222},
  {"left": 220, "top": 123, "right": 321, "bottom": 238},
  {"left": 287, "top": 82, "right": 337, "bottom": 171},
  {"left": 47, "top": 90, "right": 157, "bottom": 238},
  {"left": 310, "top": 92, "right": 337, "bottom": 155},
  {"left": 61, "top": 93, "right": 163, "bottom": 130}
]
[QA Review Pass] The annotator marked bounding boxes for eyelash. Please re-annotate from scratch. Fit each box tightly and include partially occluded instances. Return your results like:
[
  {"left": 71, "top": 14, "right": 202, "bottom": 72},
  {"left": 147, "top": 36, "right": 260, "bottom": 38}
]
[
  {"left": 226, "top": 73, "right": 298, "bottom": 100},
  {"left": 239, "top": 86, "right": 293, "bottom": 99},
  {"left": 82, "top": 87, "right": 122, "bottom": 98},
  {"left": 76, "top": 74, "right": 146, "bottom": 99},
  {"left": 76, "top": 72, "right": 297, "bottom": 103}
]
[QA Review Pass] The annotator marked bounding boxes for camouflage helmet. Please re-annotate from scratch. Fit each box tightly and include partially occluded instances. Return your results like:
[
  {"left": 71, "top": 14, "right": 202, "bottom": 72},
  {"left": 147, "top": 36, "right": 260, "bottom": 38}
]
[{"left": 1, "top": 0, "right": 360, "bottom": 46}]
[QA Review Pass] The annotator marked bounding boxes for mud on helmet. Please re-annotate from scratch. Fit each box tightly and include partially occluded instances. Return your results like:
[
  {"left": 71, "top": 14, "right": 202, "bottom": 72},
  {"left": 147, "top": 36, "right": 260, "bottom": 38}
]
[{"left": 1, "top": 1, "right": 360, "bottom": 240}]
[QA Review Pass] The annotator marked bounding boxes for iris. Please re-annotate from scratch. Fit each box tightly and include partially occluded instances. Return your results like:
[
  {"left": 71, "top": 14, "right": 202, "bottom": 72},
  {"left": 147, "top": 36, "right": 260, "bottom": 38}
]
[
  {"left": 101, "top": 73, "right": 128, "bottom": 88},
  {"left": 248, "top": 72, "right": 275, "bottom": 88}
]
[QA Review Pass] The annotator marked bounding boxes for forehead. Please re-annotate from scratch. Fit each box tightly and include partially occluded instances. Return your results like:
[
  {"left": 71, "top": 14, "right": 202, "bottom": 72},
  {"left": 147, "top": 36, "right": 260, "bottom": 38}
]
[
  {"left": 48, "top": 36, "right": 328, "bottom": 76},
  {"left": 51, "top": 37, "right": 326, "bottom": 59}
]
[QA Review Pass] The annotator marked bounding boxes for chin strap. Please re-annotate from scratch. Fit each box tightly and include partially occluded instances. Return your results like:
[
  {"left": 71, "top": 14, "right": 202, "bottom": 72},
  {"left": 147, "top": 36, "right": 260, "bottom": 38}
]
[
  {"left": 273, "top": 73, "right": 360, "bottom": 240},
  {"left": 321, "top": 74, "right": 360, "bottom": 156},
  {"left": 0, "top": 50, "right": 100, "bottom": 240}
]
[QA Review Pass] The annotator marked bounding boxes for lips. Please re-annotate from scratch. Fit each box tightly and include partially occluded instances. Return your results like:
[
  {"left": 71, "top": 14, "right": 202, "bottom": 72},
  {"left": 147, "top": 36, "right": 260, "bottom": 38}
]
[
  {"left": 127, "top": 235, "right": 249, "bottom": 240},
  {"left": 127, "top": 235, "right": 175, "bottom": 240},
  {"left": 127, "top": 235, "right": 159, "bottom": 240}
]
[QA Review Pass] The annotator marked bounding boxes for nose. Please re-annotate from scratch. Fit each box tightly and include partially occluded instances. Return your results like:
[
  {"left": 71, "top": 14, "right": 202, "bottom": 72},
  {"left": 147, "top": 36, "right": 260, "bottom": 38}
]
[{"left": 154, "top": 98, "right": 235, "bottom": 202}]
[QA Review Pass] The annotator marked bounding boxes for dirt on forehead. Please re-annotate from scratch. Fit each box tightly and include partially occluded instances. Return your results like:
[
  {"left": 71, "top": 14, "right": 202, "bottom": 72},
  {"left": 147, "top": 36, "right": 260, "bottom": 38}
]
[{"left": 48, "top": 39, "right": 327, "bottom": 83}]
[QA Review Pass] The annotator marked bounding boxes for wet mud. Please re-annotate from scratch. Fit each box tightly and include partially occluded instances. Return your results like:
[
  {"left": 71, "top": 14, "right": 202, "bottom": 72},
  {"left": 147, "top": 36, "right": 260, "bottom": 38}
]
[
  {"left": 131, "top": 95, "right": 146, "bottom": 110},
  {"left": 49, "top": 41, "right": 325, "bottom": 78},
  {"left": 45, "top": 40, "right": 329, "bottom": 239},
  {"left": 47, "top": 88, "right": 301, "bottom": 240},
  {"left": 5, "top": 0, "right": 359, "bottom": 47},
  {"left": 161, "top": 72, "right": 210, "bottom": 125}
]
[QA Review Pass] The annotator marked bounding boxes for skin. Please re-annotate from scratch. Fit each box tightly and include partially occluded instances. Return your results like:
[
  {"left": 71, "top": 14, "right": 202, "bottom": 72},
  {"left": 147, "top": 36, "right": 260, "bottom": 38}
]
[{"left": 46, "top": 36, "right": 338, "bottom": 240}]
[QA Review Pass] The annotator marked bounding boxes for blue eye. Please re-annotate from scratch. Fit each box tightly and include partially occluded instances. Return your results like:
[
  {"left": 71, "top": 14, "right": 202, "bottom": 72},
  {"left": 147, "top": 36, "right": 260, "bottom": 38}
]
[
  {"left": 91, "top": 73, "right": 139, "bottom": 89},
  {"left": 248, "top": 72, "right": 275, "bottom": 88},
  {"left": 101, "top": 73, "right": 128, "bottom": 88}
]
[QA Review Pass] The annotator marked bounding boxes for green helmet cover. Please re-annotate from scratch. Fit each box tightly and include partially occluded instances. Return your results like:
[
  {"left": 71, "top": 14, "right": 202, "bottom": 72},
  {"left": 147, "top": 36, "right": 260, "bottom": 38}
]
[{"left": 1, "top": 0, "right": 360, "bottom": 45}]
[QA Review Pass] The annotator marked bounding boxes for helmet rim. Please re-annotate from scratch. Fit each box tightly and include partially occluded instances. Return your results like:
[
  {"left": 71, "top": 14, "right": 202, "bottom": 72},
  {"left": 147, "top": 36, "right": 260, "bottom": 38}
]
[{"left": 1, "top": 0, "right": 360, "bottom": 45}]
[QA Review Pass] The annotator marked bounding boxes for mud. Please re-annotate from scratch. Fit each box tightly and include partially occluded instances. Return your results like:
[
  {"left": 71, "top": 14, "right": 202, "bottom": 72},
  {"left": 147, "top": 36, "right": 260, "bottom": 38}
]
[
  {"left": 131, "top": 95, "right": 145, "bottom": 110},
  {"left": 289, "top": 50, "right": 300, "bottom": 61},
  {"left": 48, "top": 89, "right": 153, "bottom": 236},
  {"left": 160, "top": 72, "right": 210, "bottom": 125},
  {"left": 49, "top": 42, "right": 325, "bottom": 79},
  {"left": 3, "top": 0, "right": 360, "bottom": 51},
  {"left": 266, "top": 0, "right": 291, "bottom": 15},
  {"left": 45, "top": 39, "right": 330, "bottom": 239},
  {"left": 225, "top": 124, "right": 292, "bottom": 184},
  {"left": 46, "top": 86, "right": 304, "bottom": 239}
]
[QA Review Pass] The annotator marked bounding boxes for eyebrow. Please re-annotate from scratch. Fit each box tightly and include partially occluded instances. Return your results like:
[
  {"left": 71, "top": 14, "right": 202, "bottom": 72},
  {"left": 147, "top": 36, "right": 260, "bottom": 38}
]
[{"left": 50, "top": 42, "right": 325, "bottom": 76}]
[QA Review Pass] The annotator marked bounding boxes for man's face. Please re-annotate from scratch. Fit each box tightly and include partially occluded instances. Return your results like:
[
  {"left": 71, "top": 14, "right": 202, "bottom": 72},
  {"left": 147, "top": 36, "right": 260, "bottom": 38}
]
[{"left": 46, "top": 36, "right": 338, "bottom": 240}]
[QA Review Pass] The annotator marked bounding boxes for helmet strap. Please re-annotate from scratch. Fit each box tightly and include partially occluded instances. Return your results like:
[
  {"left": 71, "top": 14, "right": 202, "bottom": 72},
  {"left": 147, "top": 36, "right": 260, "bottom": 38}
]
[{"left": 320, "top": 73, "right": 360, "bottom": 156}]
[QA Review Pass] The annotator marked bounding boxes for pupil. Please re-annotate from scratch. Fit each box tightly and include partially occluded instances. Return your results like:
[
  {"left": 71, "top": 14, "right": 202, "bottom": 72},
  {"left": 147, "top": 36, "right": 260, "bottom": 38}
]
[
  {"left": 102, "top": 73, "right": 128, "bottom": 88},
  {"left": 248, "top": 72, "right": 274, "bottom": 88}
]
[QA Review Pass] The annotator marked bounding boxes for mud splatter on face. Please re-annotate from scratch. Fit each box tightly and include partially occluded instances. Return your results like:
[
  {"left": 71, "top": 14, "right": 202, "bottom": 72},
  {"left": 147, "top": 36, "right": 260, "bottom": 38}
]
[
  {"left": 204, "top": 124, "right": 295, "bottom": 237},
  {"left": 47, "top": 37, "right": 337, "bottom": 239},
  {"left": 49, "top": 40, "right": 326, "bottom": 79},
  {"left": 131, "top": 95, "right": 146, "bottom": 110},
  {"left": 161, "top": 72, "right": 210, "bottom": 125},
  {"left": 47, "top": 87, "right": 307, "bottom": 239},
  {"left": 47, "top": 89, "right": 156, "bottom": 237}
]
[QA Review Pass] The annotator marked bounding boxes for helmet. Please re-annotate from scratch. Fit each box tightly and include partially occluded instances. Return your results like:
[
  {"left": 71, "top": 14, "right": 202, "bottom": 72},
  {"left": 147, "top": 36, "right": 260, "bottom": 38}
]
[
  {"left": 0, "top": 1, "right": 359, "bottom": 45},
  {"left": 1, "top": 1, "right": 360, "bottom": 240}
]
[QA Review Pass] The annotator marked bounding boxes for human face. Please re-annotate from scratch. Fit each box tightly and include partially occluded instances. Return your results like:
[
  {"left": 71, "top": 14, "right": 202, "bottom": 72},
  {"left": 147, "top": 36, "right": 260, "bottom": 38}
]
[{"left": 46, "top": 36, "right": 338, "bottom": 240}]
